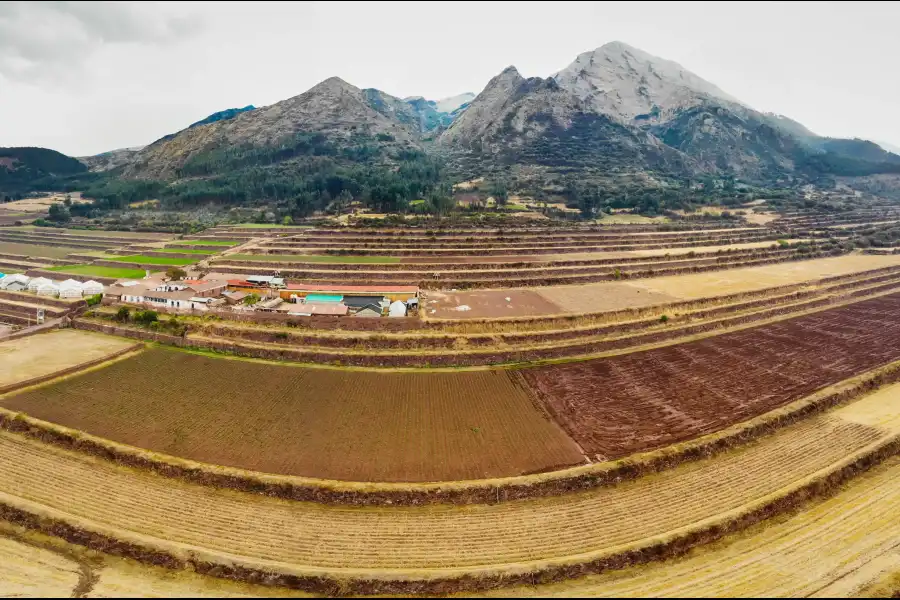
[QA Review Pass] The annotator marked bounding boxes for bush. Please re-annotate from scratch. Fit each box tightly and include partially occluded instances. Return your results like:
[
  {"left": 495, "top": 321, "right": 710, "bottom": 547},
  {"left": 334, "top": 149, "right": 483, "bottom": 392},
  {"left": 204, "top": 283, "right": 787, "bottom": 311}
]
[
  {"left": 659, "top": 314, "right": 669, "bottom": 323},
  {"left": 115, "top": 306, "right": 131, "bottom": 322},
  {"left": 85, "top": 294, "right": 103, "bottom": 307},
  {"left": 134, "top": 310, "right": 159, "bottom": 326}
]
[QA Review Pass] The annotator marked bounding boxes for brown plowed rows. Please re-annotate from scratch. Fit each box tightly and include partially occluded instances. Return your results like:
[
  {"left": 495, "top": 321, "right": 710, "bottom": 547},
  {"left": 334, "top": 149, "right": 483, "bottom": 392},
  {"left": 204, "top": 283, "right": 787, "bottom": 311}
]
[
  {"left": 523, "top": 293, "right": 900, "bottom": 460},
  {"left": 0, "top": 414, "right": 883, "bottom": 573},
  {"left": 1, "top": 349, "right": 584, "bottom": 482}
]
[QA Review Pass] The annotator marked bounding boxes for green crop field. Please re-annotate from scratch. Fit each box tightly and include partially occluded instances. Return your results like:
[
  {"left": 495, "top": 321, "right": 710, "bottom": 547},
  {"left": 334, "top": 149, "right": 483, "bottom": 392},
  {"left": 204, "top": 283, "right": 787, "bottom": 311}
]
[
  {"left": 227, "top": 254, "right": 402, "bottom": 264},
  {"left": 151, "top": 248, "right": 214, "bottom": 255},
  {"left": 170, "top": 240, "right": 239, "bottom": 247},
  {"left": 109, "top": 255, "right": 196, "bottom": 266},
  {"left": 45, "top": 265, "right": 151, "bottom": 278}
]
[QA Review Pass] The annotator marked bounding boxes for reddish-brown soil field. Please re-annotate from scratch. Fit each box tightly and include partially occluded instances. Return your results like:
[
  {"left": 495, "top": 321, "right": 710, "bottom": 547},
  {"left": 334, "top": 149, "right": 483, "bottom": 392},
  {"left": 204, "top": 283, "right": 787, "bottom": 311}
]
[
  {"left": 2, "top": 349, "right": 584, "bottom": 482},
  {"left": 425, "top": 289, "right": 565, "bottom": 319},
  {"left": 522, "top": 292, "right": 900, "bottom": 461}
]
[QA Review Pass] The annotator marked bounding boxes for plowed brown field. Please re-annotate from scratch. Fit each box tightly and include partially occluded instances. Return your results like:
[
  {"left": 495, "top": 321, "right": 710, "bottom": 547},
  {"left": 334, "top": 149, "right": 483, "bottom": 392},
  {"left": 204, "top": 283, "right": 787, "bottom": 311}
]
[
  {"left": 1, "top": 349, "right": 583, "bottom": 482},
  {"left": 0, "top": 397, "right": 891, "bottom": 580},
  {"left": 523, "top": 292, "right": 900, "bottom": 460}
]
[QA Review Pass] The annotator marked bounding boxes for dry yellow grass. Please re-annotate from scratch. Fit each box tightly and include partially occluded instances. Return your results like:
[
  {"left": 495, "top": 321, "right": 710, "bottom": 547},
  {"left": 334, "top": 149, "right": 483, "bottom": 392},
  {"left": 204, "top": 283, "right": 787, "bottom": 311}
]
[
  {"left": 477, "top": 457, "right": 900, "bottom": 597},
  {"left": 0, "top": 330, "right": 136, "bottom": 388},
  {"left": 1, "top": 382, "right": 899, "bottom": 581},
  {"left": 0, "top": 533, "right": 82, "bottom": 596},
  {"left": 539, "top": 253, "right": 900, "bottom": 313}
]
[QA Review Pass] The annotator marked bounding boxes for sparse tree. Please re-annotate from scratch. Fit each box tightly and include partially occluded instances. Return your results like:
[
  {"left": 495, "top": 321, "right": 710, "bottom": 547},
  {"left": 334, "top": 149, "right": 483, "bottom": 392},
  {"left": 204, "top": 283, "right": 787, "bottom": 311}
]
[{"left": 166, "top": 267, "right": 187, "bottom": 281}]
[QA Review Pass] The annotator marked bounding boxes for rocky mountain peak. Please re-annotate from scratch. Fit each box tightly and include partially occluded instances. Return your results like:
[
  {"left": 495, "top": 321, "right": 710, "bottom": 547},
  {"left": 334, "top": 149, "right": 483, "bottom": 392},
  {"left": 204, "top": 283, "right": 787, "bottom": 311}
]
[{"left": 553, "top": 41, "right": 741, "bottom": 123}]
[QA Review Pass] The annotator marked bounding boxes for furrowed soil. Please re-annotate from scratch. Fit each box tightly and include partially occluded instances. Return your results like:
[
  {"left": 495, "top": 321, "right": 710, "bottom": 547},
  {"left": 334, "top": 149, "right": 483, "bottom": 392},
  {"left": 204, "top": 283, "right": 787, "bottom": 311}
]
[
  {"left": 0, "top": 242, "right": 83, "bottom": 259},
  {"left": 539, "top": 253, "right": 900, "bottom": 314},
  {"left": 426, "top": 289, "right": 567, "bottom": 319},
  {"left": 1, "top": 348, "right": 583, "bottom": 482},
  {"left": 0, "top": 383, "right": 899, "bottom": 584},
  {"left": 522, "top": 292, "right": 900, "bottom": 460},
  {"left": 0, "top": 330, "right": 136, "bottom": 389}
]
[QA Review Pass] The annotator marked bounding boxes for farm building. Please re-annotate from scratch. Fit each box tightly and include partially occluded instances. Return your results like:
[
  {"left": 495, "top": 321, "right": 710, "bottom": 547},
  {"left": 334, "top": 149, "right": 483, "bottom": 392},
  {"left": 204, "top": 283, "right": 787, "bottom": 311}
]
[
  {"left": 280, "top": 284, "right": 419, "bottom": 303},
  {"left": 256, "top": 297, "right": 284, "bottom": 312},
  {"left": 154, "top": 279, "right": 227, "bottom": 297},
  {"left": 227, "top": 279, "right": 276, "bottom": 295},
  {"left": 353, "top": 305, "right": 383, "bottom": 318},
  {"left": 246, "top": 275, "right": 286, "bottom": 288},
  {"left": 104, "top": 280, "right": 141, "bottom": 301},
  {"left": 26, "top": 277, "right": 52, "bottom": 293},
  {"left": 1, "top": 274, "right": 30, "bottom": 292},
  {"left": 222, "top": 290, "right": 249, "bottom": 305},
  {"left": 288, "top": 303, "right": 349, "bottom": 317},
  {"left": 389, "top": 300, "right": 408, "bottom": 318}
]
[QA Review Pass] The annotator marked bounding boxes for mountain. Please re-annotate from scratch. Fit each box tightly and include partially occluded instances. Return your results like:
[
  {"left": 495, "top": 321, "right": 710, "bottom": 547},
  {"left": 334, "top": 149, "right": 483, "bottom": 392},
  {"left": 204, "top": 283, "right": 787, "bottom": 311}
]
[
  {"left": 78, "top": 146, "right": 145, "bottom": 172},
  {"left": 99, "top": 40, "right": 900, "bottom": 207},
  {"left": 440, "top": 41, "right": 900, "bottom": 183},
  {"left": 434, "top": 93, "right": 476, "bottom": 114},
  {"left": 125, "top": 77, "right": 423, "bottom": 180},
  {"left": 552, "top": 41, "right": 741, "bottom": 124},
  {"left": 0, "top": 147, "right": 87, "bottom": 191},
  {"left": 189, "top": 105, "right": 256, "bottom": 129}
]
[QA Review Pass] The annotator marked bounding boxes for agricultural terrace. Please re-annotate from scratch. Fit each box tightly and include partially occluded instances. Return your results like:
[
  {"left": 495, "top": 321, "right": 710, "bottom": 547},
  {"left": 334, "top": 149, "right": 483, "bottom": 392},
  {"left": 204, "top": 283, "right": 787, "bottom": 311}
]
[
  {"left": 427, "top": 253, "right": 900, "bottom": 318},
  {"left": 15, "top": 292, "right": 900, "bottom": 482},
  {"left": 0, "top": 242, "right": 84, "bottom": 260},
  {"left": 106, "top": 255, "right": 196, "bottom": 266},
  {"left": 1, "top": 381, "right": 899, "bottom": 591},
  {"left": 168, "top": 240, "right": 240, "bottom": 247},
  {"left": 45, "top": 265, "right": 152, "bottom": 279},
  {"left": 3, "top": 348, "right": 583, "bottom": 482},
  {"left": 523, "top": 292, "right": 900, "bottom": 459},
  {"left": 227, "top": 254, "right": 402, "bottom": 263},
  {"left": 0, "top": 330, "right": 136, "bottom": 390}
]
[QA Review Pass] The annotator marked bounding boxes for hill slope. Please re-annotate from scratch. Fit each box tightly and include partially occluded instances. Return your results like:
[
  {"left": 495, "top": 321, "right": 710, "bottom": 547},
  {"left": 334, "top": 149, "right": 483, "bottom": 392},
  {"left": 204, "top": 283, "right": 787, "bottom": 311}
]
[{"left": 0, "top": 147, "right": 87, "bottom": 191}]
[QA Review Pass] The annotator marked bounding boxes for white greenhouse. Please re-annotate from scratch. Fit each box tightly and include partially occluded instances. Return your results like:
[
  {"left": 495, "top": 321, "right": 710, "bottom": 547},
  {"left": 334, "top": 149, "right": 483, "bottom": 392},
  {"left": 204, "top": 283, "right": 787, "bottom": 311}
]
[
  {"left": 0, "top": 274, "right": 30, "bottom": 292},
  {"left": 81, "top": 280, "right": 104, "bottom": 296},
  {"left": 36, "top": 282, "right": 60, "bottom": 297},
  {"left": 27, "top": 277, "right": 52, "bottom": 293},
  {"left": 58, "top": 279, "right": 85, "bottom": 299}
]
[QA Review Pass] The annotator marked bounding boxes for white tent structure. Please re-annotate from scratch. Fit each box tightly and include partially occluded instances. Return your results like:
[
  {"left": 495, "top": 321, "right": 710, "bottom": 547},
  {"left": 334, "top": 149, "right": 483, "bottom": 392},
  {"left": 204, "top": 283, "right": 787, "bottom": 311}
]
[
  {"left": 81, "top": 280, "right": 104, "bottom": 296},
  {"left": 58, "top": 279, "right": 85, "bottom": 299},
  {"left": 36, "top": 282, "right": 60, "bottom": 297},
  {"left": 0, "top": 274, "right": 30, "bottom": 292},
  {"left": 388, "top": 300, "right": 407, "bottom": 318},
  {"left": 27, "top": 277, "right": 52, "bottom": 293}
]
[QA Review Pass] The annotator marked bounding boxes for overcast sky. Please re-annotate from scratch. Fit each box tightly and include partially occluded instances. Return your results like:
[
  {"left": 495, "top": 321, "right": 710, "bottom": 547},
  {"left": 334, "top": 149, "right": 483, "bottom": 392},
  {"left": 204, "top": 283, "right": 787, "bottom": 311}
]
[{"left": 1, "top": 1, "right": 897, "bottom": 156}]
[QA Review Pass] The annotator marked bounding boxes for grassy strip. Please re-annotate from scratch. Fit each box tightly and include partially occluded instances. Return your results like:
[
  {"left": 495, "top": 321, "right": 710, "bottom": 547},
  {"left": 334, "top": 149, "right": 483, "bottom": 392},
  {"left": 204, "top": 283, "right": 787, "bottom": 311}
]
[
  {"left": 45, "top": 265, "right": 152, "bottom": 279},
  {"left": 107, "top": 256, "right": 195, "bottom": 266},
  {"left": 228, "top": 254, "right": 401, "bottom": 264}
]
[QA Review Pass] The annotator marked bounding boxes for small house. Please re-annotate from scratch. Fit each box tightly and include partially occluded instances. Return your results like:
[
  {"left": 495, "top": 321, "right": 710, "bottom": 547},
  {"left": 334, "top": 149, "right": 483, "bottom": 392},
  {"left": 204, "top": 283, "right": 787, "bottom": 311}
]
[{"left": 353, "top": 305, "right": 383, "bottom": 318}]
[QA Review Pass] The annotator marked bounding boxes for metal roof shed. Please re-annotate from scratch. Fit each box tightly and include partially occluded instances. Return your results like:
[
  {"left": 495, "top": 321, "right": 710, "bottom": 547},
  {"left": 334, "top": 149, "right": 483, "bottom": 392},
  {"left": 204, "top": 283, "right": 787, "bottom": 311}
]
[{"left": 305, "top": 294, "right": 343, "bottom": 303}]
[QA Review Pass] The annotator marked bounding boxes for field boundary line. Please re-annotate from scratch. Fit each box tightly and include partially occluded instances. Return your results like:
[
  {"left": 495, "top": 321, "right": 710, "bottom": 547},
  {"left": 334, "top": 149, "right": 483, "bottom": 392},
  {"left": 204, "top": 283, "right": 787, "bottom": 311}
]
[
  {"left": 2, "top": 359, "right": 900, "bottom": 506},
  {"left": 0, "top": 431, "right": 898, "bottom": 595},
  {"left": 74, "top": 284, "right": 900, "bottom": 371}
]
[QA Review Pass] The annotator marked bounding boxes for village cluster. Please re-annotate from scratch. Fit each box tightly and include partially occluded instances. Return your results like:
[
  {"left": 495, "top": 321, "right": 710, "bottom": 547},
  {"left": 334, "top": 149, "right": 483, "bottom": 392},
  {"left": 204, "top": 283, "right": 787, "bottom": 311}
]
[{"left": 102, "top": 273, "right": 420, "bottom": 318}]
